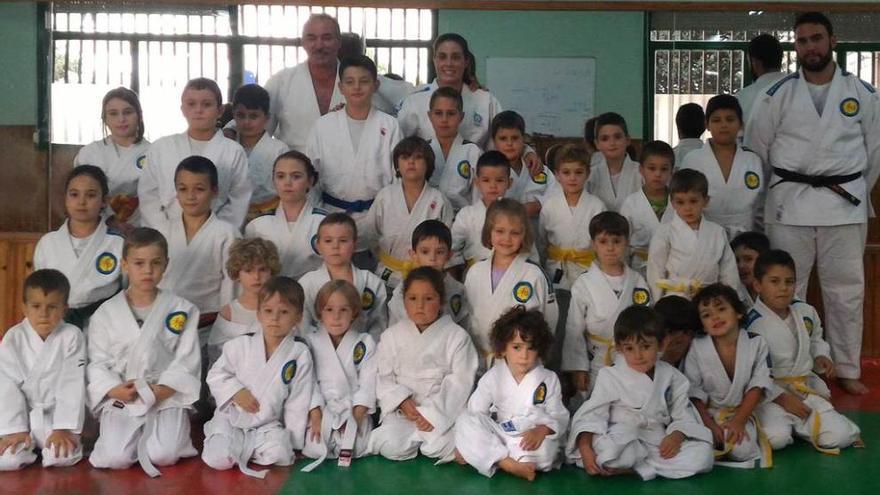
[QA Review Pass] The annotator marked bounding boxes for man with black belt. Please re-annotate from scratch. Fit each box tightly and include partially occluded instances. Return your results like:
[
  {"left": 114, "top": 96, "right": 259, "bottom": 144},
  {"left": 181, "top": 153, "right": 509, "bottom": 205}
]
[{"left": 746, "top": 12, "right": 880, "bottom": 394}]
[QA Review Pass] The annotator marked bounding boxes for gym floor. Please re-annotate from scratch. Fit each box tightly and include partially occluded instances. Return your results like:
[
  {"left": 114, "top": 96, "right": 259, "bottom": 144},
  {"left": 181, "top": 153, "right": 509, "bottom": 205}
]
[{"left": 4, "top": 358, "right": 879, "bottom": 495}]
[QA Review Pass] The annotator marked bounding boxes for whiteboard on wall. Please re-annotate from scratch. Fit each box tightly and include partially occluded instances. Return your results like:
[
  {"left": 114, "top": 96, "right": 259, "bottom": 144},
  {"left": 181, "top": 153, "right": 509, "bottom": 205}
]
[{"left": 486, "top": 57, "right": 596, "bottom": 137}]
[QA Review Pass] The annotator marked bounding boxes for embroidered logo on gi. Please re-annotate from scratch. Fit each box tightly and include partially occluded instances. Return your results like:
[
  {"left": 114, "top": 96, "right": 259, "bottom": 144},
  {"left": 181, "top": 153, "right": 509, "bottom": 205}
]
[
  {"left": 513, "top": 282, "right": 533, "bottom": 303},
  {"left": 450, "top": 294, "right": 463, "bottom": 316},
  {"left": 632, "top": 288, "right": 650, "bottom": 306},
  {"left": 473, "top": 113, "right": 483, "bottom": 125},
  {"left": 165, "top": 311, "right": 187, "bottom": 335},
  {"left": 533, "top": 382, "right": 547, "bottom": 405},
  {"left": 281, "top": 359, "right": 297, "bottom": 384},
  {"left": 361, "top": 288, "right": 376, "bottom": 311},
  {"left": 95, "top": 252, "right": 118, "bottom": 275},
  {"left": 803, "top": 316, "right": 814, "bottom": 335},
  {"left": 353, "top": 341, "right": 366, "bottom": 365},
  {"left": 310, "top": 234, "right": 319, "bottom": 255},
  {"left": 532, "top": 172, "right": 547, "bottom": 185},
  {"left": 840, "top": 97, "right": 860, "bottom": 117},
  {"left": 457, "top": 160, "right": 471, "bottom": 179},
  {"left": 744, "top": 171, "right": 760, "bottom": 190},
  {"left": 135, "top": 155, "right": 146, "bottom": 170}
]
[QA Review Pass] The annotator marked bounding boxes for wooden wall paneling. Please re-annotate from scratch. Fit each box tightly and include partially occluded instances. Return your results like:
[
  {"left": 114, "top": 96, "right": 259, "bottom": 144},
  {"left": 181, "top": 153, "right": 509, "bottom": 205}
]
[
  {"left": 50, "top": 144, "right": 83, "bottom": 229},
  {"left": 0, "top": 233, "right": 40, "bottom": 337},
  {"left": 0, "top": 126, "right": 48, "bottom": 232}
]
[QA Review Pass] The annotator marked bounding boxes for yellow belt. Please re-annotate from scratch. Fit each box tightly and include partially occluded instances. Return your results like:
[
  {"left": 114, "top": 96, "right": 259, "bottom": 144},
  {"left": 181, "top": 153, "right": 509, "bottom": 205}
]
[
  {"left": 379, "top": 251, "right": 417, "bottom": 278},
  {"left": 547, "top": 244, "right": 595, "bottom": 268},
  {"left": 588, "top": 334, "right": 615, "bottom": 366},
  {"left": 248, "top": 196, "right": 280, "bottom": 218},
  {"left": 713, "top": 407, "right": 774, "bottom": 468},
  {"left": 656, "top": 279, "right": 702, "bottom": 297},
  {"left": 774, "top": 376, "right": 840, "bottom": 455}
]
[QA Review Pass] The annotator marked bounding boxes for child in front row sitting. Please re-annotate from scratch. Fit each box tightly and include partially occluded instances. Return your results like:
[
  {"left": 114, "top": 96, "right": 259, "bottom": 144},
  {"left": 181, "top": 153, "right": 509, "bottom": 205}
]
[
  {"left": 647, "top": 168, "right": 739, "bottom": 301},
  {"left": 685, "top": 283, "right": 775, "bottom": 468},
  {"left": 388, "top": 220, "right": 470, "bottom": 330},
  {"left": 454, "top": 308, "right": 569, "bottom": 481},
  {"left": 567, "top": 306, "right": 714, "bottom": 481},
  {"left": 0, "top": 270, "right": 85, "bottom": 471},
  {"left": 653, "top": 295, "right": 700, "bottom": 369},
  {"left": 369, "top": 267, "right": 478, "bottom": 462},
  {"left": 301, "top": 280, "right": 377, "bottom": 470},
  {"left": 208, "top": 237, "right": 281, "bottom": 364},
  {"left": 747, "top": 250, "right": 862, "bottom": 453},
  {"left": 202, "top": 276, "right": 315, "bottom": 478}
]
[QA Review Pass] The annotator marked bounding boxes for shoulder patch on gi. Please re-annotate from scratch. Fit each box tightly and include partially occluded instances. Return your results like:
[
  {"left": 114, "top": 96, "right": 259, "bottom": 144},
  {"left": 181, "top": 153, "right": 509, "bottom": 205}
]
[
  {"left": 744, "top": 171, "right": 761, "bottom": 190},
  {"left": 312, "top": 207, "right": 328, "bottom": 216},
  {"left": 310, "top": 234, "right": 319, "bottom": 255},
  {"left": 281, "top": 359, "right": 297, "bottom": 384},
  {"left": 165, "top": 311, "right": 188, "bottom": 335},
  {"left": 457, "top": 160, "right": 471, "bottom": 179},
  {"left": 450, "top": 293, "right": 463, "bottom": 316},
  {"left": 632, "top": 288, "right": 650, "bottom": 306},
  {"left": 136, "top": 155, "right": 146, "bottom": 170},
  {"left": 533, "top": 382, "right": 547, "bottom": 405},
  {"left": 353, "top": 341, "right": 366, "bottom": 365},
  {"left": 766, "top": 72, "right": 799, "bottom": 96},
  {"left": 361, "top": 288, "right": 376, "bottom": 311},
  {"left": 513, "top": 281, "right": 534, "bottom": 304},
  {"left": 95, "top": 252, "right": 118, "bottom": 275},
  {"left": 840, "top": 97, "right": 860, "bottom": 117},
  {"left": 531, "top": 171, "right": 548, "bottom": 185},
  {"left": 803, "top": 316, "right": 815, "bottom": 335},
  {"left": 744, "top": 309, "right": 761, "bottom": 328}
]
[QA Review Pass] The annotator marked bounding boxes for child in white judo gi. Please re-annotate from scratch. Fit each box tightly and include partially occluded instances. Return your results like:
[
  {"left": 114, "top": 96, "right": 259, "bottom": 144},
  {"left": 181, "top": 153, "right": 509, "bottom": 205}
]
[
  {"left": 747, "top": 250, "right": 862, "bottom": 453},
  {"left": 620, "top": 140, "right": 675, "bottom": 276},
  {"left": 139, "top": 77, "right": 251, "bottom": 229},
  {"left": 465, "top": 198, "right": 558, "bottom": 367},
  {"left": 231, "top": 83, "right": 290, "bottom": 222},
  {"left": 0, "top": 270, "right": 85, "bottom": 470},
  {"left": 562, "top": 212, "right": 651, "bottom": 402},
  {"left": 567, "top": 305, "right": 714, "bottom": 481},
  {"left": 208, "top": 237, "right": 281, "bottom": 364},
  {"left": 301, "top": 280, "right": 377, "bottom": 470},
  {"left": 245, "top": 150, "right": 327, "bottom": 279},
  {"left": 299, "top": 213, "right": 387, "bottom": 338},
  {"left": 74, "top": 86, "right": 149, "bottom": 230},
  {"left": 388, "top": 220, "right": 470, "bottom": 330},
  {"left": 730, "top": 231, "right": 770, "bottom": 308},
  {"left": 369, "top": 267, "right": 478, "bottom": 462},
  {"left": 647, "top": 168, "right": 740, "bottom": 301},
  {"left": 679, "top": 94, "right": 764, "bottom": 239},
  {"left": 88, "top": 227, "right": 201, "bottom": 477},
  {"left": 426, "top": 86, "right": 482, "bottom": 211},
  {"left": 34, "top": 165, "right": 124, "bottom": 330},
  {"left": 587, "top": 112, "right": 642, "bottom": 212},
  {"left": 364, "top": 136, "right": 454, "bottom": 289},
  {"left": 672, "top": 103, "right": 705, "bottom": 166},
  {"left": 685, "top": 283, "right": 776, "bottom": 468},
  {"left": 491, "top": 110, "right": 556, "bottom": 218},
  {"left": 454, "top": 308, "right": 568, "bottom": 481},
  {"left": 654, "top": 295, "right": 700, "bottom": 369},
  {"left": 202, "top": 276, "right": 316, "bottom": 478}
]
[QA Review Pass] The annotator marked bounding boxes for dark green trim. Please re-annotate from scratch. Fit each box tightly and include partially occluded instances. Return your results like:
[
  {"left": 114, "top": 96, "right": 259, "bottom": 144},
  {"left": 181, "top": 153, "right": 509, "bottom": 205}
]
[
  {"left": 36, "top": 2, "right": 51, "bottom": 149},
  {"left": 643, "top": 12, "right": 652, "bottom": 140}
]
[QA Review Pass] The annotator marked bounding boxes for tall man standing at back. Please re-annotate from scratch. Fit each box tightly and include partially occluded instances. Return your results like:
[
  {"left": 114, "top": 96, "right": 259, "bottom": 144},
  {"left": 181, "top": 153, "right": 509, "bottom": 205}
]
[
  {"left": 737, "top": 33, "right": 786, "bottom": 130},
  {"left": 746, "top": 12, "right": 880, "bottom": 394}
]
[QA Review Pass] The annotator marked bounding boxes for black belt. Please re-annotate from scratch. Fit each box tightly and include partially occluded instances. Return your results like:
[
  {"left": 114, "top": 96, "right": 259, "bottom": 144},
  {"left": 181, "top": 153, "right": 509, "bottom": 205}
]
[{"left": 771, "top": 167, "right": 862, "bottom": 206}]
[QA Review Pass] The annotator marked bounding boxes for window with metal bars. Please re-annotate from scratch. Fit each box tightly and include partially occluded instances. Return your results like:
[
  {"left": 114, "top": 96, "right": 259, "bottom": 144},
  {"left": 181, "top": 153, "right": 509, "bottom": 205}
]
[{"left": 50, "top": 4, "right": 435, "bottom": 145}]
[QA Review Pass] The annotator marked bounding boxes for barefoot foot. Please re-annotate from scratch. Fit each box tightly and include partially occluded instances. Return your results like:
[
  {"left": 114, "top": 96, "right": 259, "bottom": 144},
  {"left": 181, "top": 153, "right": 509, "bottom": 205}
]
[
  {"left": 498, "top": 458, "right": 537, "bottom": 481},
  {"left": 453, "top": 449, "right": 467, "bottom": 465}
]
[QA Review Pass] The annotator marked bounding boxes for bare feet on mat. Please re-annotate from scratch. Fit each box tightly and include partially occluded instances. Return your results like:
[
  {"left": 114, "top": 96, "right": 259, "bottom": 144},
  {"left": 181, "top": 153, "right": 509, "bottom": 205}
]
[
  {"left": 498, "top": 458, "right": 537, "bottom": 481},
  {"left": 453, "top": 449, "right": 467, "bottom": 465},
  {"left": 839, "top": 378, "right": 869, "bottom": 395}
]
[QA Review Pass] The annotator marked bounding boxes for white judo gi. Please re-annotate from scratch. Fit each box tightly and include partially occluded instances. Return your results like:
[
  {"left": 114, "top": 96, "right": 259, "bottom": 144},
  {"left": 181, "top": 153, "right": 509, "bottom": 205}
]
[
  {"left": 507, "top": 163, "right": 559, "bottom": 208},
  {"left": 301, "top": 326, "right": 377, "bottom": 469},
  {"left": 736, "top": 71, "right": 787, "bottom": 132},
  {"left": 428, "top": 136, "right": 481, "bottom": 211},
  {"left": 538, "top": 188, "right": 607, "bottom": 291},
  {"left": 87, "top": 290, "right": 201, "bottom": 476},
  {"left": 0, "top": 320, "right": 85, "bottom": 470},
  {"left": 683, "top": 330, "right": 777, "bottom": 467},
  {"left": 75, "top": 138, "right": 150, "bottom": 224},
  {"left": 562, "top": 266, "right": 652, "bottom": 385},
  {"left": 368, "top": 315, "right": 478, "bottom": 462},
  {"left": 362, "top": 182, "right": 453, "bottom": 288},
  {"left": 587, "top": 154, "right": 642, "bottom": 212},
  {"left": 673, "top": 138, "right": 703, "bottom": 169},
  {"left": 388, "top": 273, "right": 470, "bottom": 331},
  {"left": 207, "top": 300, "right": 257, "bottom": 367},
  {"left": 244, "top": 203, "right": 326, "bottom": 279},
  {"left": 242, "top": 132, "right": 289, "bottom": 217},
  {"left": 745, "top": 67, "right": 880, "bottom": 380},
  {"left": 619, "top": 190, "right": 675, "bottom": 275},
  {"left": 298, "top": 263, "right": 388, "bottom": 339},
  {"left": 565, "top": 357, "right": 714, "bottom": 481},
  {"left": 454, "top": 361, "right": 569, "bottom": 477},
  {"left": 397, "top": 81, "right": 502, "bottom": 149},
  {"left": 202, "top": 329, "right": 314, "bottom": 477},
  {"left": 465, "top": 253, "right": 558, "bottom": 363},
  {"left": 450, "top": 201, "right": 492, "bottom": 267},
  {"left": 745, "top": 298, "right": 861, "bottom": 452},
  {"left": 679, "top": 141, "right": 765, "bottom": 238},
  {"left": 646, "top": 213, "right": 740, "bottom": 301}
]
